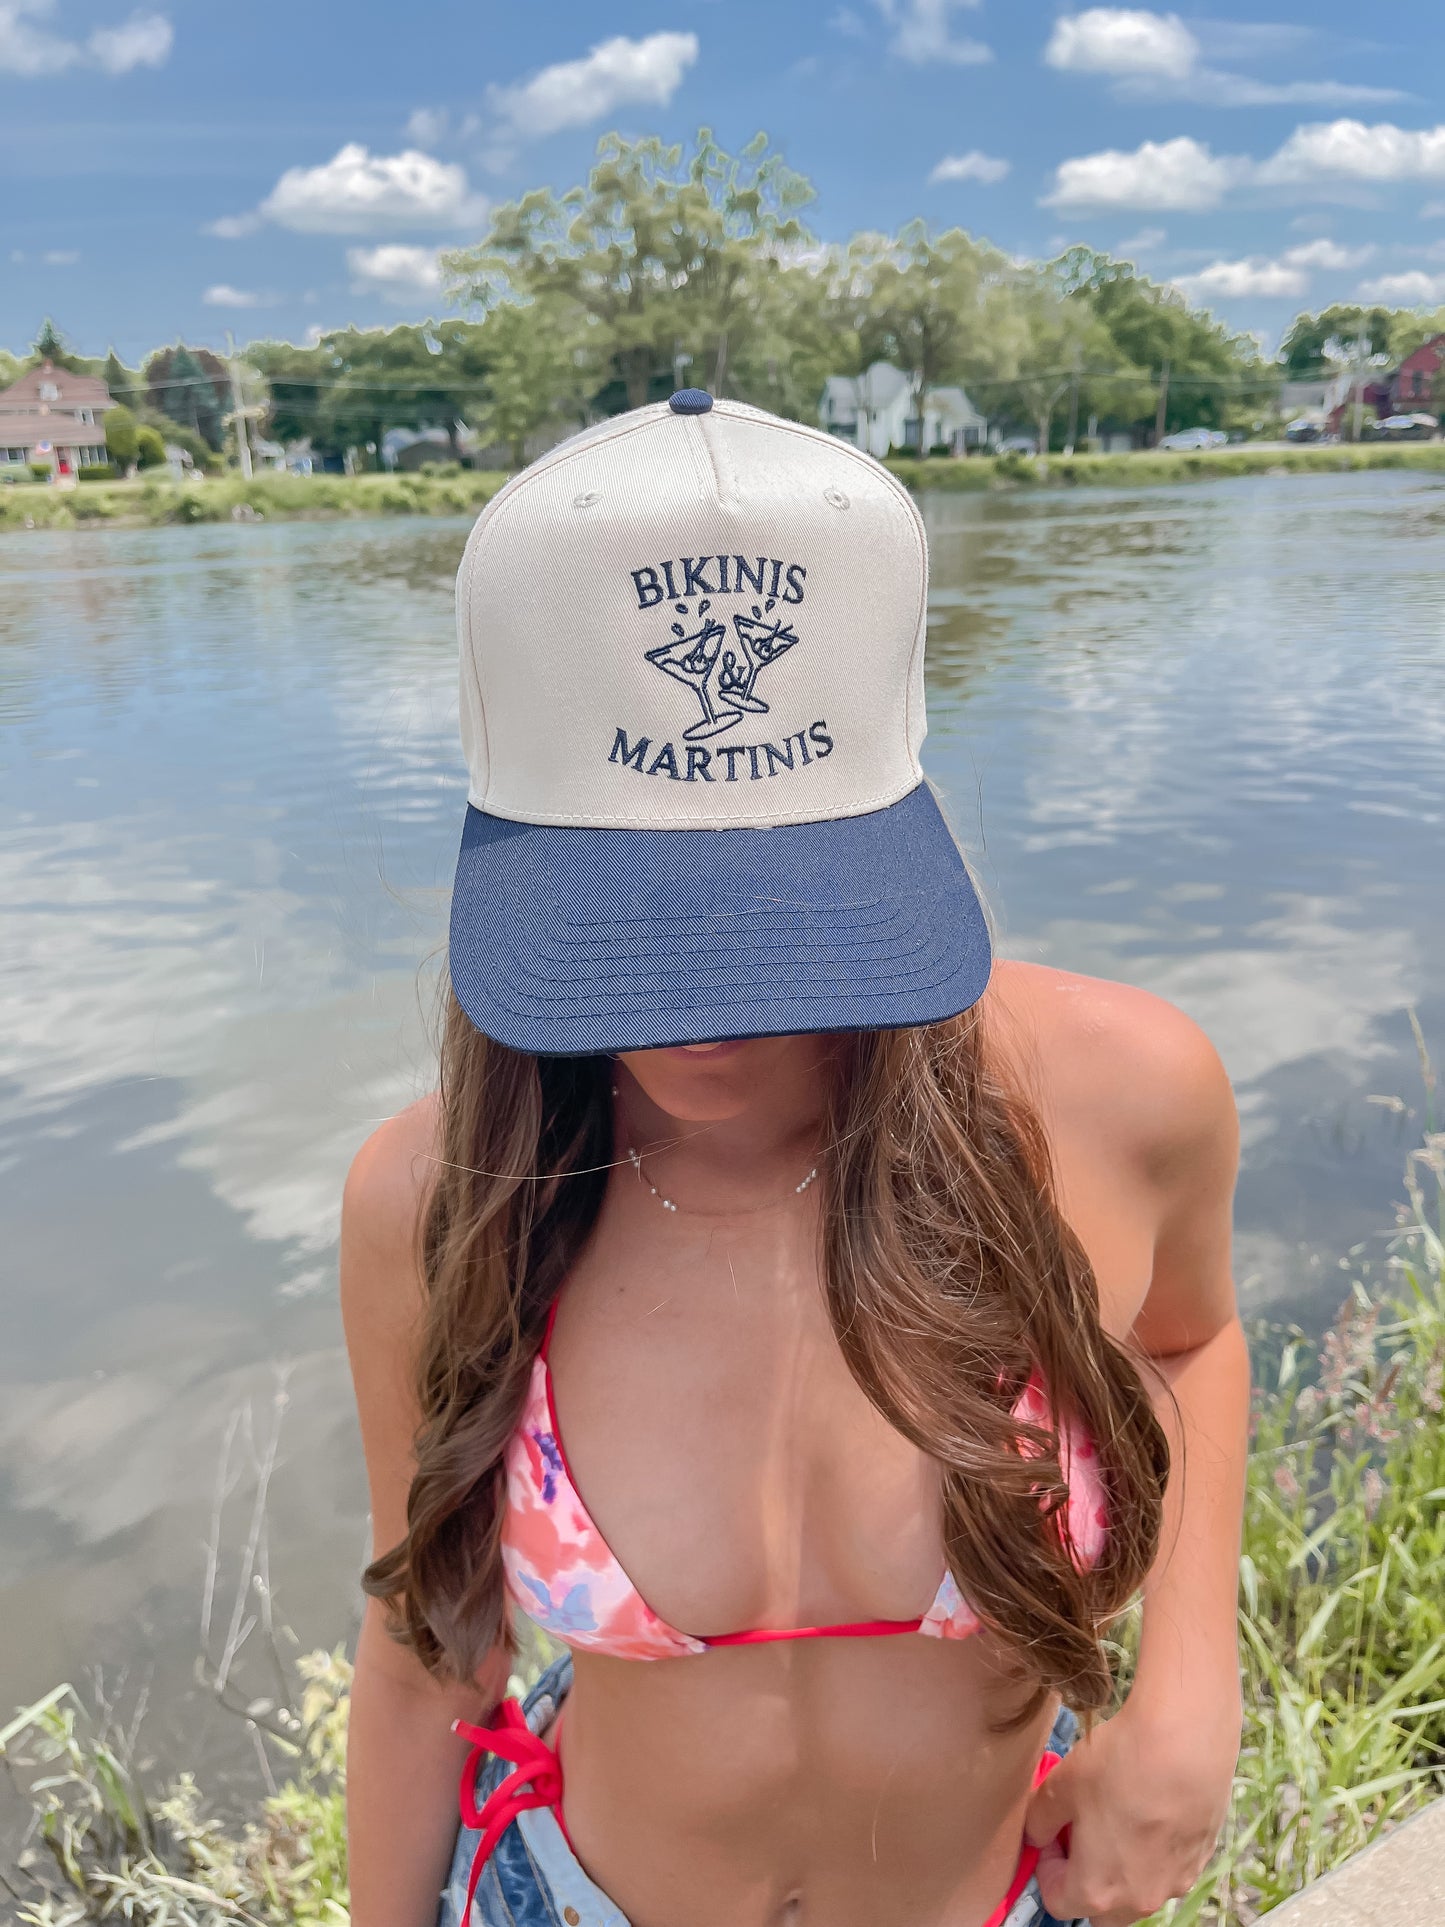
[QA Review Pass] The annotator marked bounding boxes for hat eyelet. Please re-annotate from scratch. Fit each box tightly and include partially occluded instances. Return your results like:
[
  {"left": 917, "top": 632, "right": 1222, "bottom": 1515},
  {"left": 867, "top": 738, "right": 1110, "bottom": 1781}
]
[
  {"left": 572, "top": 490, "right": 601, "bottom": 509},
  {"left": 824, "top": 485, "right": 850, "bottom": 510}
]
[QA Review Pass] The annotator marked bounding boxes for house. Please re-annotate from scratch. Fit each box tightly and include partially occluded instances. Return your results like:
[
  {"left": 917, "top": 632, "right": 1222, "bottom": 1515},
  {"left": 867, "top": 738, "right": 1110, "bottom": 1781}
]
[
  {"left": 0, "top": 360, "right": 113, "bottom": 475},
  {"left": 820, "top": 362, "right": 988, "bottom": 457},
  {"left": 1391, "top": 334, "right": 1445, "bottom": 413}
]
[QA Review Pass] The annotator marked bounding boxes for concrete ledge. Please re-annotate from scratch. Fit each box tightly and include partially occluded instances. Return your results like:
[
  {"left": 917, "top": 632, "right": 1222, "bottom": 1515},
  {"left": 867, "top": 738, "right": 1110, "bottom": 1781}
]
[{"left": 1268, "top": 1799, "right": 1445, "bottom": 1922}]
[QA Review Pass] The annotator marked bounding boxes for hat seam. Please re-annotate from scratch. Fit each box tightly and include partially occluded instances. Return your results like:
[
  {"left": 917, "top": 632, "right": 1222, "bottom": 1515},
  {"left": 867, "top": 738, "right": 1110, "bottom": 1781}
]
[{"left": 467, "top": 773, "right": 924, "bottom": 829}]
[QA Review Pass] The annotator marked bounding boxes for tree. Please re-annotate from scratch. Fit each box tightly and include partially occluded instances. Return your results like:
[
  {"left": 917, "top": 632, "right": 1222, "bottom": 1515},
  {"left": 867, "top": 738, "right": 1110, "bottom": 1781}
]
[
  {"left": 135, "top": 424, "right": 167, "bottom": 468},
  {"left": 30, "top": 318, "right": 87, "bottom": 373},
  {"left": 145, "top": 343, "right": 229, "bottom": 450},
  {"left": 472, "top": 303, "right": 588, "bottom": 467},
  {"left": 104, "top": 403, "right": 140, "bottom": 472},
  {"left": 102, "top": 349, "right": 140, "bottom": 408},
  {"left": 846, "top": 223, "right": 1005, "bottom": 451},
  {"left": 445, "top": 128, "right": 814, "bottom": 412},
  {"left": 1278, "top": 305, "right": 1394, "bottom": 376},
  {"left": 245, "top": 338, "right": 338, "bottom": 451},
  {"left": 1051, "top": 248, "right": 1261, "bottom": 439}
]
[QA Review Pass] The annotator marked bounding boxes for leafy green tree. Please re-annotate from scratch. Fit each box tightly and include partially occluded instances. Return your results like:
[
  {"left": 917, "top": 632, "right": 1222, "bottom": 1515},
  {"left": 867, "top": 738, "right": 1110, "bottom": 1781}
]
[
  {"left": 245, "top": 338, "right": 338, "bottom": 451},
  {"left": 103, "top": 403, "right": 140, "bottom": 471},
  {"left": 472, "top": 303, "right": 587, "bottom": 467},
  {"left": 0, "top": 347, "right": 26, "bottom": 389},
  {"left": 446, "top": 128, "right": 814, "bottom": 412},
  {"left": 135, "top": 424, "right": 167, "bottom": 468},
  {"left": 1278, "top": 305, "right": 1394, "bottom": 376},
  {"left": 314, "top": 325, "right": 458, "bottom": 468},
  {"left": 1052, "top": 249, "right": 1260, "bottom": 437},
  {"left": 845, "top": 224, "right": 1007, "bottom": 451}
]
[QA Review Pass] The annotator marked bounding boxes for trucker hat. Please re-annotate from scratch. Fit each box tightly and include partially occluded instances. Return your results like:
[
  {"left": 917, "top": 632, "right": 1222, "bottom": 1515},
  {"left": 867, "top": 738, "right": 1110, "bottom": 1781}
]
[{"left": 448, "top": 389, "right": 990, "bottom": 1054}]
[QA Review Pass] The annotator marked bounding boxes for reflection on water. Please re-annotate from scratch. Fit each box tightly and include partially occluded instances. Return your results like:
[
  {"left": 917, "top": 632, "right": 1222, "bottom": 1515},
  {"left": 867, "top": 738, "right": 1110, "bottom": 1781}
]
[{"left": 1, "top": 473, "right": 1443, "bottom": 1786}]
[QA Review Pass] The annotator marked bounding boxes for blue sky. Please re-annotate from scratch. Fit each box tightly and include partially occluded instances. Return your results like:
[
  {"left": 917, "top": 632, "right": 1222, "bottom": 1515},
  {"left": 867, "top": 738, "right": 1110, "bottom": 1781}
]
[{"left": 4, "top": 1, "right": 1445, "bottom": 362}]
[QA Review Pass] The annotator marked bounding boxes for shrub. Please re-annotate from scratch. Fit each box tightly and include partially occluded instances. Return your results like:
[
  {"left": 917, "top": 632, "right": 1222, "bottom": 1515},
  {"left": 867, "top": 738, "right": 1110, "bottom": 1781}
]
[
  {"left": 78, "top": 463, "right": 118, "bottom": 483},
  {"left": 135, "top": 425, "right": 167, "bottom": 469}
]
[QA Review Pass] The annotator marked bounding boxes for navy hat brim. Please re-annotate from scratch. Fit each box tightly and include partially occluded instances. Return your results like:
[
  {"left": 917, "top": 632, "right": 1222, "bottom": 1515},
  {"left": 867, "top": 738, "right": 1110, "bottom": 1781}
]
[{"left": 448, "top": 782, "right": 991, "bottom": 1055}]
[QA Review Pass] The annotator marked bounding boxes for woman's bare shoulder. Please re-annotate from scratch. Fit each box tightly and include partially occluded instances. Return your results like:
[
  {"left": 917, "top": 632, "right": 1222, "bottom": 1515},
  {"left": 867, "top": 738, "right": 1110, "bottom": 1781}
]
[
  {"left": 986, "top": 959, "right": 1236, "bottom": 1179},
  {"left": 341, "top": 1092, "right": 442, "bottom": 1275}
]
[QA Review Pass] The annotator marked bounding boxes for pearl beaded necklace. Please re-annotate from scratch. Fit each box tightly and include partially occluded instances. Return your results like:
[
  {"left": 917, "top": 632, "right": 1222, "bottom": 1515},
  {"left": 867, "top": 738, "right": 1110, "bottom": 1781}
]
[{"left": 623, "top": 1142, "right": 820, "bottom": 1216}]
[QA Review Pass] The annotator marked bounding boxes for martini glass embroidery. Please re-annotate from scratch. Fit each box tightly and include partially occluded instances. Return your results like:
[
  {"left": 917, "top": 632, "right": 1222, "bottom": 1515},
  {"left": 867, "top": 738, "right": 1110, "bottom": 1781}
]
[{"left": 645, "top": 596, "right": 800, "bottom": 742}]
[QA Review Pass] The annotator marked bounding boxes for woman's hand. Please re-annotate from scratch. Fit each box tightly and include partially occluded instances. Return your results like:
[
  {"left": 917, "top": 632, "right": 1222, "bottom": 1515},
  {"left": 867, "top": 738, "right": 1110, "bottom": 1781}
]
[{"left": 1022, "top": 1692, "right": 1240, "bottom": 1927}]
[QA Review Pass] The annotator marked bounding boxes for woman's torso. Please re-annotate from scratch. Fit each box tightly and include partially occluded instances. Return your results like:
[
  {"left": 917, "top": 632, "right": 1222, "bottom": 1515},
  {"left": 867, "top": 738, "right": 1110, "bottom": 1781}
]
[{"left": 481, "top": 962, "right": 1163, "bottom": 1927}]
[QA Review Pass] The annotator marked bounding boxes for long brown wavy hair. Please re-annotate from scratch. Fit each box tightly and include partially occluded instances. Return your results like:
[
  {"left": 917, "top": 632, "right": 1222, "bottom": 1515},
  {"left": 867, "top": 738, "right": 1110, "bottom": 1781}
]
[{"left": 364, "top": 987, "right": 1169, "bottom": 1716}]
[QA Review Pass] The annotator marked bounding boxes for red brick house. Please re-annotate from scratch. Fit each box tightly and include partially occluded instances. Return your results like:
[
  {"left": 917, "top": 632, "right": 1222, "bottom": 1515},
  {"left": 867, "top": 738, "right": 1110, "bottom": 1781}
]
[
  {"left": 0, "top": 360, "right": 113, "bottom": 475},
  {"left": 1391, "top": 334, "right": 1445, "bottom": 413}
]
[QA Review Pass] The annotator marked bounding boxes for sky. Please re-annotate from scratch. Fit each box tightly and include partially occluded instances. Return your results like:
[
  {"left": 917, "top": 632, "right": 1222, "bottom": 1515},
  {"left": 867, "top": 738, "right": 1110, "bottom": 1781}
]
[{"left": 4, "top": 1, "right": 1445, "bottom": 363}]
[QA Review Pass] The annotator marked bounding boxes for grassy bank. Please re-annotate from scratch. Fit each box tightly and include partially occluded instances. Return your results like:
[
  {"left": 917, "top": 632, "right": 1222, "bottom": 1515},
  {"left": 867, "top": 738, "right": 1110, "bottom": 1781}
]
[
  {"left": 887, "top": 440, "right": 1445, "bottom": 492},
  {"left": 7, "top": 1132, "right": 1445, "bottom": 1924},
  {"left": 4, "top": 441, "right": 1445, "bottom": 535},
  {"left": 0, "top": 467, "right": 509, "bottom": 533}
]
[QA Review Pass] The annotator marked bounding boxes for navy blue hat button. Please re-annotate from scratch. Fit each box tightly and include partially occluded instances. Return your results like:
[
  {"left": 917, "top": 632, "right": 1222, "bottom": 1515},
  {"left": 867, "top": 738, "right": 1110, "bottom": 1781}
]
[{"left": 669, "top": 388, "right": 713, "bottom": 414}]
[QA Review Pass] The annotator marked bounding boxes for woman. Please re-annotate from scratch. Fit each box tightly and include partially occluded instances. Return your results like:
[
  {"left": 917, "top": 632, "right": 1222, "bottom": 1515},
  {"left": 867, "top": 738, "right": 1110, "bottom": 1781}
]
[{"left": 341, "top": 393, "right": 1248, "bottom": 1927}]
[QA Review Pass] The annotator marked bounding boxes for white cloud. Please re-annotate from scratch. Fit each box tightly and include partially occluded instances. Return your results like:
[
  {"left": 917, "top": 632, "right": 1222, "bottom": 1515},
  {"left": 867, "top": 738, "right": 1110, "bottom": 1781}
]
[
  {"left": 347, "top": 244, "right": 443, "bottom": 302},
  {"left": 89, "top": 8, "right": 170, "bottom": 72},
  {"left": 929, "top": 149, "right": 1009, "bottom": 185},
  {"left": 0, "top": 0, "right": 172, "bottom": 75},
  {"left": 204, "top": 212, "right": 262, "bottom": 239},
  {"left": 1045, "top": 9, "right": 1197, "bottom": 80},
  {"left": 487, "top": 31, "right": 698, "bottom": 138},
  {"left": 1171, "top": 236, "right": 1375, "bottom": 304},
  {"left": 875, "top": 0, "right": 990, "bottom": 66},
  {"left": 1175, "top": 256, "right": 1310, "bottom": 301},
  {"left": 405, "top": 105, "right": 449, "bottom": 147},
  {"left": 1259, "top": 120, "right": 1445, "bottom": 187},
  {"left": 42, "top": 247, "right": 79, "bottom": 264},
  {"left": 1424, "top": 201, "right": 1445, "bottom": 219},
  {"left": 830, "top": 5, "right": 866, "bottom": 35},
  {"left": 202, "top": 284, "right": 271, "bottom": 308},
  {"left": 1044, "top": 10, "right": 1401, "bottom": 108},
  {"left": 258, "top": 144, "right": 486, "bottom": 235},
  {"left": 1281, "top": 237, "right": 1373, "bottom": 270},
  {"left": 1044, "top": 136, "right": 1245, "bottom": 211},
  {"left": 1355, "top": 269, "right": 1445, "bottom": 304},
  {"left": 1114, "top": 224, "right": 1166, "bottom": 255}
]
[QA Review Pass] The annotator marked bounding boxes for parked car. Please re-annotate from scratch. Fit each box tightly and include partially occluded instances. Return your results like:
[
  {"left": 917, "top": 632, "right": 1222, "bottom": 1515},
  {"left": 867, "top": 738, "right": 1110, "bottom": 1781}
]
[
  {"left": 1159, "top": 427, "right": 1227, "bottom": 451},
  {"left": 994, "top": 435, "right": 1039, "bottom": 456},
  {"left": 1284, "top": 416, "right": 1326, "bottom": 443},
  {"left": 1375, "top": 413, "right": 1438, "bottom": 441}
]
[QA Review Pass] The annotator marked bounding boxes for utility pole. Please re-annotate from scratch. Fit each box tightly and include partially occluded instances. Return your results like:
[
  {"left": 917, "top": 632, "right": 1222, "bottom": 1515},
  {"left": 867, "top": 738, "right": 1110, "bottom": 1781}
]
[
  {"left": 225, "top": 330, "right": 253, "bottom": 480},
  {"left": 1154, "top": 357, "right": 1171, "bottom": 445},
  {"left": 1351, "top": 333, "right": 1369, "bottom": 444},
  {"left": 1064, "top": 349, "right": 1081, "bottom": 456}
]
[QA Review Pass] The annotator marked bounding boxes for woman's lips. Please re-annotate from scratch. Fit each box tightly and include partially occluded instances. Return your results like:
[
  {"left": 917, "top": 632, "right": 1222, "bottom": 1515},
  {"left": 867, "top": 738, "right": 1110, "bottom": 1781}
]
[{"left": 663, "top": 1039, "right": 749, "bottom": 1060}]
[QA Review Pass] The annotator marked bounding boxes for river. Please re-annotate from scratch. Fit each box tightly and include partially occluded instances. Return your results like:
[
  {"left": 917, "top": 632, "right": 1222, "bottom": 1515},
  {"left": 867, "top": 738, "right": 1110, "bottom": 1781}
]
[{"left": 2, "top": 470, "right": 1443, "bottom": 1795}]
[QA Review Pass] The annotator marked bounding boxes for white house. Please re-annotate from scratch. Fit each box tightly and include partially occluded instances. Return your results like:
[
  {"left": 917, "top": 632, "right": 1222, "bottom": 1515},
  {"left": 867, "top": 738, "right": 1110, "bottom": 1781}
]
[{"left": 820, "top": 361, "right": 988, "bottom": 457}]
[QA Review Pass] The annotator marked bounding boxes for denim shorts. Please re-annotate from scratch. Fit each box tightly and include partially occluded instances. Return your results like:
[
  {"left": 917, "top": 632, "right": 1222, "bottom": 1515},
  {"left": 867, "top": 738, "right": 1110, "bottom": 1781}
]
[{"left": 437, "top": 1654, "right": 1085, "bottom": 1927}]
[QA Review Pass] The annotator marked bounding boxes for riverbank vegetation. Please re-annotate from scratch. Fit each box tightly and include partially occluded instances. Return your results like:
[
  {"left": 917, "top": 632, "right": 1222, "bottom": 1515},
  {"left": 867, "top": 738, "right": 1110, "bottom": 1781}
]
[
  {"left": 8, "top": 131, "right": 1445, "bottom": 486},
  {"left": 7, "top": 1125, "right": 1445, "bottom": 1924},
  {"left": 4, "top": 441, "right": 1445, "bottom": 536}
]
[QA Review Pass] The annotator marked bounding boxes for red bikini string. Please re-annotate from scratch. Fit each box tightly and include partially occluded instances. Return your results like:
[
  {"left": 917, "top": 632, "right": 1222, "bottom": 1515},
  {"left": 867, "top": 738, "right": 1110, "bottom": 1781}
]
[
  {"left": 980, "top": 1750, "right": 1065, "bottom": 1927},
  {"left": 453, "top": 1700, "right": 564, "bottom": 1922}
]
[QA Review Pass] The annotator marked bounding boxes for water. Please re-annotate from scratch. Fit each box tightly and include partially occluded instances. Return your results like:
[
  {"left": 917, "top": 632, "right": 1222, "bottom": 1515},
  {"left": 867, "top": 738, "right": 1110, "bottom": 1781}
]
[{"left": 2, "top": 472, "right": 1443, "bottom": 1792}]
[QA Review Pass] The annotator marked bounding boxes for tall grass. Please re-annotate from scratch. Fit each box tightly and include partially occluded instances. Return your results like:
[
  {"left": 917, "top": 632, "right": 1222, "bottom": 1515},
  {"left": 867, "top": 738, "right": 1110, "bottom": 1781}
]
[{"left": 6, "top": 1134, "right": 1444, "bottom": 1923}]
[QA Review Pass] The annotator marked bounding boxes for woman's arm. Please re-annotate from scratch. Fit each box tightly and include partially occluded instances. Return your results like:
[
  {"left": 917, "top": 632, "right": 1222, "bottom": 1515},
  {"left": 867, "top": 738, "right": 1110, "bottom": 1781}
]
[
  {"left": 340, "top": 1108, "right": 509, "bottom": 1927},
  {"left": 1027, "top": 1011, "right": 1248, "bottom": 1927}
]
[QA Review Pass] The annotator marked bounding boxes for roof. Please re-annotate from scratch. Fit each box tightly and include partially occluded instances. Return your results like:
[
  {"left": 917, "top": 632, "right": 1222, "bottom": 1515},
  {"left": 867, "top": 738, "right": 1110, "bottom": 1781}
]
[
  {"left": 1397, "top": 334, "right": 1445, "bottom": 374},
  {"left": 0, "top": 360, "right": 113, "bottom": 412},
  {"left": 0, "top": 411, "right": 110, "bottom": 447}
]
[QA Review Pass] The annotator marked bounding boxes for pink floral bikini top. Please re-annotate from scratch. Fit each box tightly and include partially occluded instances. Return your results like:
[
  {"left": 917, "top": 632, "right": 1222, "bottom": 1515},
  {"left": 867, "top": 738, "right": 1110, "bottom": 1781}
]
[{"left": 500, "top": 1298, "right": 1108, "bottom": 1661}]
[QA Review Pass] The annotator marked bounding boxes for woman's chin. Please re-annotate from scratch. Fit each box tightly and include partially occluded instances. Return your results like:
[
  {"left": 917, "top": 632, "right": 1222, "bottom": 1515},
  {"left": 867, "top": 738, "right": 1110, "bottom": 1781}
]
[{"left": 618, "top": 1037, "right": 791, "bottom": 1119}]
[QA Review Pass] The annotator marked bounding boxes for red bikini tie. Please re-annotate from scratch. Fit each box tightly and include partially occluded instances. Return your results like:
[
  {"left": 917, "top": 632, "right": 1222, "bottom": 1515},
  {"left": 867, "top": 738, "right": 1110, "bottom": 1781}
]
[
  {"left": 452, "top": 1700, "right": 564, "bottom": 1923},
  {"left": 980, "top": 1750, "right": 1066, "bottom": 1927}
]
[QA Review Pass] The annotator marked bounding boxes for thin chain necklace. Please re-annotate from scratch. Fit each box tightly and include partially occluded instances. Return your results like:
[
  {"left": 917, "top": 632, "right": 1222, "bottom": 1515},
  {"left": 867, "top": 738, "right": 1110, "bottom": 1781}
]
[
  {"left": 613, "top": 1083, "right": 819, "bottom": 1217},
  {"left": 624, "top": 1141, "right": 820, "bottom": 1215}
]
